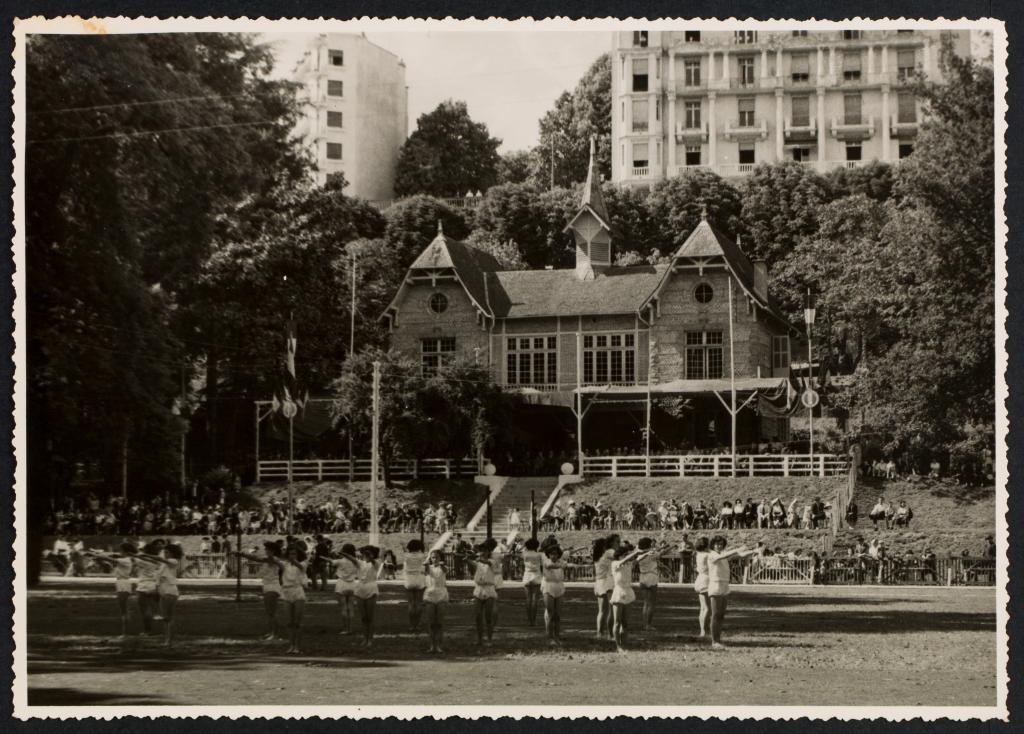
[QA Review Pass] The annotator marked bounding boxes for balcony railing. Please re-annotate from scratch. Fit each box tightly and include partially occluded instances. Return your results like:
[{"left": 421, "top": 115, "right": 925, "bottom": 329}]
[
  {"left": 674, "top": 122, "right": 709, "bottom": 143},
  {"left": 581, "top": 453, "right": 850, "bottom": 478},
  {"left": 256, "top": 457, "right": 483, "bottom": 483},
  {"left": 890, "top": 114, "right": 919, "bottom": 137},
  {"left": 631, "top": 166, "right": 651, "bottom": 178},
  {"left": 723, "top": 117, "right": 768, "bottom": 141},
  {"left": 717, "top": 163, "right": 758, "bottom": 176},
  {"left": 830, "top": 116, "right": 876, "bottom": 140},
  {"left": 730, "top": 76, "right": 762, "bottom": 90},
  {"left": 784, "top": 116, "right": 817, "bottom": 141}
]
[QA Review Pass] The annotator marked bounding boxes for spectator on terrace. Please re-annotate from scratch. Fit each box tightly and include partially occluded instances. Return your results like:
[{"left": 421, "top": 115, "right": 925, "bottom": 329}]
[
  {"left": 757, "top": 498, "right": 770, "bottom": 529},
  {"left": 743, "top": 499, "right": 757, "bottom": 529},
  {"left": 719, "top": 501, "right": 734, "bottom": 529},
  {"left": 644, "top": 504, "right": 659, "bottom": 530},
  {"left": 199, "top": 537, "right": 211, "bottom": 554},
  {"left": 929, "top": 460, "right": 941, "bottom": 479},
  {"left": 885, "top": 459, "right": 897, "bottom": 479},
  {"left": 893, "top": 500, "right": 913, "bottom": 528},
  {"left": 681, "top": 502, "right": 694, "bottom": 529},
  {"left": 810, "top": 497, "right": 826, "bottom": 529},
  {"left": 869, "top": 496, "right": 888, "bottom": 530},
  {"left": 922, "top": 548, "right": 938, "bottom": 582},
  {"left": 508, "top": 507, "right": 522, "bottom": 532},
  {"left": 845, "top": 500, "right": 858, "bottom": 527},
  {"left": 884, "top": 500, "right": 897, "bottom": 529},
  {"left": 800, "top": 502, "right": 812, "bottom": 529},
  {"left": 984, "top": 536, "right": 996, "bottom": 558}
]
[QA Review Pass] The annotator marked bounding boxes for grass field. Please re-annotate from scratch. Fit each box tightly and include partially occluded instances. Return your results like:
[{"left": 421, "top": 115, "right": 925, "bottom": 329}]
[{"left": 26, "top": 580, "right": 997, "bottom": 708}]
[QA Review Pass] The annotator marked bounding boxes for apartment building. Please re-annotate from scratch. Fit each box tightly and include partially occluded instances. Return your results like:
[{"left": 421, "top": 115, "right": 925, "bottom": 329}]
[
  {"left": 610, "top": 28, "right": 971, "bottom": 185},
  {"left": 292, "top": 33, "right": 408, "bottom": 200}
]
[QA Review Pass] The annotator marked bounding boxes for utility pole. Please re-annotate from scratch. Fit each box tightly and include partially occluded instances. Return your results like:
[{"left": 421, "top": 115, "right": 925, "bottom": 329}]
[
  {"left": 728, "top": 277, "right": 737, "bottom": 476},
  {"left": 180, "top": 367, "right": 187, "bottom": 495},
  {"left": 369, "top": 360, "right": 381, "bottom": 545},
  {"left": 349, "top": 249, "right": 357, "bottom": 470}
]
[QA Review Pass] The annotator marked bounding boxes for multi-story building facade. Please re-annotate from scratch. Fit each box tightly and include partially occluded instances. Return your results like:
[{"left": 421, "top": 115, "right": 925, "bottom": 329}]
[
  {"left": 292, "top": 33, "right": 408, "bottom": 200},
  {"left": 610, "top": 28, "right": 971, "bottom": 185}
]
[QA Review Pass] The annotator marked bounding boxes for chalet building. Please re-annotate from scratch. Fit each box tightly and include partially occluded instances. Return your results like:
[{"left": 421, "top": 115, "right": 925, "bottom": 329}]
[{"left": 382, "top": 145, "right": 810, "bottom": 475}]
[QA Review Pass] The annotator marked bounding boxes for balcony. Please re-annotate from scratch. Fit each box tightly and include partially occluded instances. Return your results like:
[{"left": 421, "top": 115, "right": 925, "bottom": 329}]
[
  {"left": 830, "top": 116, "right": 876, "bottom": 141},
  {"left": 631, "top": 166, "right": 652, "bottom": 178},
  {"left": 716, "top": 163, "right": 758, "bottom": 177},
  {"left": 723, "top": 117, "right": 768, "bottom": 141},
  {"left": 674, "top": 122, "right": 709, "bottom": 143},
  {"left": 890, "top": 114, "right": 919, "bottom": 138},
  {"left": 784, "top": 116, "right": 817, "bottom": 142},
  {"left": 674, "top": 79, "right": 707, "bottom": 93},
  {"left": 730, "top": 76, "right": 762, "bottom": 90}
]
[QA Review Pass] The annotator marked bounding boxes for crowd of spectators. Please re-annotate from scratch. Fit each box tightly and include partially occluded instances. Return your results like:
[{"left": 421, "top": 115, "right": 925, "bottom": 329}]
[
  {"left": 535, "top": 495, "right": 836, "bottom": 532},
  {"left": 44, "top": 492, "right": 462, "bottom": 538}
]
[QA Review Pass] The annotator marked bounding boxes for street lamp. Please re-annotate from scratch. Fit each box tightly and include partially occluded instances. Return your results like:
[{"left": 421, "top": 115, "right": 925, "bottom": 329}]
[{"left": 803, "top": 288, "right": 817, "bottom": 472}]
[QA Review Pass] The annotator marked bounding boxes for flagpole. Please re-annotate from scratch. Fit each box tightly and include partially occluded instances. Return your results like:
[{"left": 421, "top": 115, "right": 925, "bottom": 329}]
[
  {"left": 288, "top": 414, "right": 294, "bottom": 535},
  {"left": 729, "top": 276, "right": 737, "bottom": 477},
  {"left": 370, "top": 360, "right": 381, "bottom": 545},
  {"left": 349, "top": 249, "right": 357, "bottom": 469}
]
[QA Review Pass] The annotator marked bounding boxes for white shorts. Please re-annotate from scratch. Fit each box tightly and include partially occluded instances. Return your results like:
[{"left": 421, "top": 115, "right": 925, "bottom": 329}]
[
  {"left": 610, "top": 585, "right": 636, "bottom": 605},
  {"left": 694, "top": 575, "right": 709, "bottom": 594},
  {"left": 542, "top": 581, "right": 565, "bottom": 599},
  {"left": 708, "top": 580, "right": 730, "bottom": 597},
  {"left": 403, "top": 575, "right": 426, "bottom": 591},
  {"left": 263, "top": 585, "right": 282, "bottom": 597},
  {"left": 115, "top": 579, "right": 133, "bottom": 594},
  {"left": 158, "top": 585, "right": 179, "bottom": 598},
  {"left": 423, "top": 588, "right": 449, "bottom": 604},
  {"left": 281, "top": 586, "right": 306, "bottom": 603},
  {"left": 594, "top": 578, "right": 613, "bottom": 597},
  {"left": 334, "top": 579, "right": 356, "bottom": 595},
  {"left": 522, "top": 571, "right": 542, "bottom": 587},
  {"left": 639, "top": 573, "right": 659, "bottom": 588},
  {"left": 354, "top": 584, "right": 378, "bottom": 600},
  {"left": 473, "top": 585, "right": 497, "bottom": 600},
  {"left": 136, "top": 582, "right": 157, "bottom": 595}
]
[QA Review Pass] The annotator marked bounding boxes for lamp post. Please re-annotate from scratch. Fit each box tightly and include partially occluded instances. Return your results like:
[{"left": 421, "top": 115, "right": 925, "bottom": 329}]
[{"left": 803, "top": 288, "right": 817, "bottom": 473}]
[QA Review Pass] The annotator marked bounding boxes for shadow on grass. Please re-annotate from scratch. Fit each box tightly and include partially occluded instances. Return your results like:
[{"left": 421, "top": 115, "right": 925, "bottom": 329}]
[{"left": 28, "top": 687, "right": 172, "bottom": 706}]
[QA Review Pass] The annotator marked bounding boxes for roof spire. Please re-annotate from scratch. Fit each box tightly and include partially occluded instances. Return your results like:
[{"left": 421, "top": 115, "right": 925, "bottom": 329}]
[
  {"left": 699, "top": 202, "right": 708, "bottom": 221},
  {"left": 589, "top": 135, "right": 596, "bottom": 160},
  {"left": 437, "top": 219, "right": 444, "bottom": 236}
]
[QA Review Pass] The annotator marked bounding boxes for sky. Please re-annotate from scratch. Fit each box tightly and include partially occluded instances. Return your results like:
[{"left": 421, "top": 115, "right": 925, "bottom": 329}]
[{"left": 261, "top": 31, "right": 610, "bottom": 152}]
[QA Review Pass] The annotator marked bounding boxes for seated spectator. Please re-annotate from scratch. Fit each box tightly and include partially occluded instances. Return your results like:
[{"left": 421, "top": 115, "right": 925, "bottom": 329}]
[
  {"left": 845, "top": 501, "right": 858, "bottom": 527},
  {"left": 869, "top": 496, "right": 888, "bottom": 530},
  {"left": 893, "top": 500, "right": 913, "bottom": 527}
]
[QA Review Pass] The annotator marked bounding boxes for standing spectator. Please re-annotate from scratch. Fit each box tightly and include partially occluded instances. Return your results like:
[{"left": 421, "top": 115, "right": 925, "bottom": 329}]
[
  {"left": 757, "top": 498, "right": 770, "bottom": 529},
  {"left": 845, "top": 500, "right": 858, "bottom": 527},
  {"left": 810, "top": 496, "right": 826, "bottom": 529},
  {"left": 984, "top": 536, "right": 996, "bottom": 558}
]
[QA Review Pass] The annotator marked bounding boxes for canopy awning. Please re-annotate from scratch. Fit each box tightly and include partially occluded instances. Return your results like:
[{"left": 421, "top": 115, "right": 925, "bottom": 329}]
[{"left": 512, "top": 377, "right": 790, "bottom": 407}]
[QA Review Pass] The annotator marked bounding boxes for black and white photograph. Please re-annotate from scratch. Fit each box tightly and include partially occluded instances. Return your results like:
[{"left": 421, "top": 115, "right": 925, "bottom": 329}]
[{"left": 9, "top": 15, "right": 1009, "bottom": 719}]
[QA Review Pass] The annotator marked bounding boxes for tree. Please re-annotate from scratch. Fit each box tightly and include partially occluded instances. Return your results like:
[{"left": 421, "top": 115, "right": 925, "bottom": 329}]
[
  {"left": 471, "top": 183, "right": 578, "bottom": 268},
  {"left": 382, "top": 195, "right": 470, "bottom": 268},
  {"left": 822, "top": 160, "right": 896, "bottom": 202},
  {"left": 394, "top": 100, "right": 502, "bottom": 197},
  {"left": 532, "top": 54, "right": 612, "bottom": 187},
  {"left": 176, "top": 184, "right": 387, "bottom": 474},
  {"left": 741, "top": 161, "right": 831, "bottom": 265},
  {"left": 602, "top": 183, "right": 666, "bottom": 260},
  {"left": 497, "top": 149, "right": 534, "bottom": 185},
  {"left": 465, "top": 231, "right": 529, "bottom": 270},
  {"left": 646, "top": 169, "right": 745, "bottom": 250}
]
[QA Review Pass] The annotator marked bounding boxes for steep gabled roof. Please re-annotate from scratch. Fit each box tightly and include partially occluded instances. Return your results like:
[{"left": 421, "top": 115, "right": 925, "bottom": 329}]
[
  {"left": 564, "top": 138, "right": 611, "bottom": 233},
  {"left": 383, "top": 228, "right": 502, "bottom": 321},
  {"left": 663, "top": 215, "right": 795, "bottom": 333}
]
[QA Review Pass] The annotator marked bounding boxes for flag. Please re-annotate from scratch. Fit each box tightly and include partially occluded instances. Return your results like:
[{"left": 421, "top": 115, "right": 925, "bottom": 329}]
[{"left": 286, "top": 320, "right": 297, "bottom": 379}]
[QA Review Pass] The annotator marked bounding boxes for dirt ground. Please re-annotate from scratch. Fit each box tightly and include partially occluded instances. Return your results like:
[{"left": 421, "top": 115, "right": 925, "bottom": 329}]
[{"left": 25, "top": 581, "right": 997, "bottom": 708}]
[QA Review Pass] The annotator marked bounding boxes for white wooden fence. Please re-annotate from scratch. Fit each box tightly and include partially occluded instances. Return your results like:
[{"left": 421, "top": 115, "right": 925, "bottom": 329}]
[
  {"left": 580, "top": 453, "right": 849, "bottom": 478},
  {"left": 256, "top": 457, "right": 482, "bottom": 483}
]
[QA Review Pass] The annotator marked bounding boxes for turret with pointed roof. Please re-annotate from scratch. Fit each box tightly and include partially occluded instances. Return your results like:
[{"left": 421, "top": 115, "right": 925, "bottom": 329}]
[{"left": 565, "top": 137, "right": 612, "bottom": 280}]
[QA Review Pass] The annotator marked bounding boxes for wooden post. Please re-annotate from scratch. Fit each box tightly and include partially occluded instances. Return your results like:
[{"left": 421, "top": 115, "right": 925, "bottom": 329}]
[
  {"left": 255, "top": 402, "right": 261, "bottom": 483},
  {"left": 728, "top": 276, "right": 737, "bottom": 477},
  {"left": 369, "top": 361, "right": 381, "bottom": 545},
  {"left": 485, "top": 491, "right": 493, "bottom": 541},
  {"left": 235, "top": 521, "right": 242, "bottom": 603}
]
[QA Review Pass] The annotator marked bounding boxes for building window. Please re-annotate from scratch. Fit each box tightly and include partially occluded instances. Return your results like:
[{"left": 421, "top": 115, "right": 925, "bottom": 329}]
[
  {"left": 791, "top": 146, "right": 812, "bottom": 162},
  {"left": 734, "top": 31, "right": 757, "bottom": 44},
  {"left": 421, "top": 337, "right": 456, "bottom": 377},
  {"left": 842, "top": 51, "right": 862, "bottom": 81},
  {"left": 684, "top": 59, "right": 701, "bottom": 86},
  {"left": 632, "top": 141, "right": 649, "bottom": 168},
  {"left": 843, "top": 93, "right": 862, "bottom": 125},
  {"left": 738, "top": 142, "right": 756, "bottom": 165},
  {"left": 842, "top": 30, "right": 863, "bottom": 40},
  {"left": 506, "top": 336, "right": 558, "bottom": 386},
  {"left": 792, "top": 30, "right": 808, "bottom": 37},
  {"left": 897, "top": 49, "right": 917, "bottom": 81},
  {"left": 632, "top": 58, "right": 649, "bottom": 92},
  {"left": 632, "top": 31, "right": 649, "bottom": 48},
  {"left": 684, "top": 31, "right": 701, "bottom": 43},
  {"left": 326, "top": 142, "right": 343, "bottom": 160},
  {"left": 327, "top": 80, "right": 344, "bottom": 97},
  {"left": 899, "top": 142, "right": 914, "bottom": 159},
  {"left": 685, "top": 145, "right": 702, "bottom": 166},
  {"left": 631, "top": 99, "right": 649, "bottom": 132},
  {"left": 846, "top": 143, "right": 862, "bottom": 161},
  {"left": 684, "top": 100, "right": 701, "bottom": 129},
  {"left": 327, "top": 111, "right": 343, "bottom": 128},
  {"left": 738, "top": 56, "right": 756, "bottom": 86},
  {"left": 329, "top": 49, "right": 344, "bottom": 66},
  {"left": 791, "top": 53, "right": 810, "bottom": 83},
  {"left": 791, "top": 96, "right": 810, "bottom": 127},
  {"left": 428, "top": 292, "right": 448, "bottom": 314},
  {"left": 694, "top": 282, "right": 714, "bottom": 304},
  {"left": 686, "top": 331, "right": 724, "bottom": 379},
  {"left": 772, "top": 335, "right": 791, "bottom": 370},
  {"left": 583, "top": 333, "right": 636, "bottom": 385},
  {"left": 738, "top": 97, "right": 756, "bottom": 127},
  {"left": 897, "top": 92, "right": 917, "bottom": 123}
]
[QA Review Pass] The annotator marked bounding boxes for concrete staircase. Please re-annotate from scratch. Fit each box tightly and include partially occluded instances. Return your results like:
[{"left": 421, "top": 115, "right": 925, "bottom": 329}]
[{"left": 460, "top": 476, "right": 558, "bottom": 543}]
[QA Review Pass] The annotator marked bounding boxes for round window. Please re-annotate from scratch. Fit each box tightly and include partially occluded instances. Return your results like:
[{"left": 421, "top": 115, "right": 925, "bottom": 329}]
[
  {"left": 428, "top": 292, "right": 448, "bottom": 314},
  {"left": 694, "top": 283, "right": 714, "bottom": 304}
]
